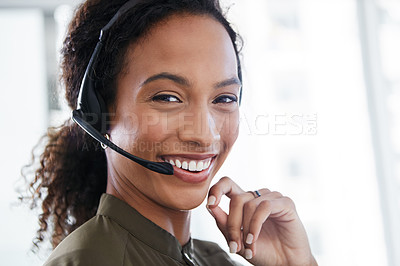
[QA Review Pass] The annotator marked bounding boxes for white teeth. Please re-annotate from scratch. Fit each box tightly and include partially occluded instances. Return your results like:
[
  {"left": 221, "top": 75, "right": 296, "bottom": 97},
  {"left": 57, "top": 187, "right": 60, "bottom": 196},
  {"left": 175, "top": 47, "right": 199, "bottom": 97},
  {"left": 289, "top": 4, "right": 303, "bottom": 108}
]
[
  {"left": 163, "top": 157, "right": 213, "bottom": 172},
  {"left": 196, "top": 161, "right": 204, "bottom": 171},
  {"left": 189, "top": 161, "right": 196, "bottom": 171}
]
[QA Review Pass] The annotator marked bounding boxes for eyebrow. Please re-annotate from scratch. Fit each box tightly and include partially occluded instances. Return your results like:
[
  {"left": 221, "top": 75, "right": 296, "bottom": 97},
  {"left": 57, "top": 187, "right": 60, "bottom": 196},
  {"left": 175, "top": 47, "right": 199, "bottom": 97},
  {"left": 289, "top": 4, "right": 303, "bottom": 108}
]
[{"left": 140, "top": 72, "right": 242, "bottom": 89}]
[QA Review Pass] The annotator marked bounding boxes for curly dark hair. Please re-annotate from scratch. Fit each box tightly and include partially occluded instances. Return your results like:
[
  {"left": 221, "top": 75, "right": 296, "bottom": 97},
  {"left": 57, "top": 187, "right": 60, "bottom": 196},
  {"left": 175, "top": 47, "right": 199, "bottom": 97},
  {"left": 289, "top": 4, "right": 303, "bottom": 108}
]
[{"left": 21, "top": 0, "right": 242, "bottom": 251}]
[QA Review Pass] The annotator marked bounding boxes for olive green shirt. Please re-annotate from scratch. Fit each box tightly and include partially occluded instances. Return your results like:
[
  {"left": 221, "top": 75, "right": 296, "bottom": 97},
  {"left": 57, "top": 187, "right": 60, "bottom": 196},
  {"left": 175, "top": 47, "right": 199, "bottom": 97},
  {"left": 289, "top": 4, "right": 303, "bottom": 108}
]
[{"left": 44, "top": 193, "right": 241, "bottom": 266}]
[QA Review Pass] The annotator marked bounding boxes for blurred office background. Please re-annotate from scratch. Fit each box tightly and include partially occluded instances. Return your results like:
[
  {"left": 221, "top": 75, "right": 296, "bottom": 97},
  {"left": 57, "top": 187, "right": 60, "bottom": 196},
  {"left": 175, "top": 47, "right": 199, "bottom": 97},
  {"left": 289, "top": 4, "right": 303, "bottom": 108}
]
[{"left": 0, "top": 0, "right": 399, "bottom": 265}]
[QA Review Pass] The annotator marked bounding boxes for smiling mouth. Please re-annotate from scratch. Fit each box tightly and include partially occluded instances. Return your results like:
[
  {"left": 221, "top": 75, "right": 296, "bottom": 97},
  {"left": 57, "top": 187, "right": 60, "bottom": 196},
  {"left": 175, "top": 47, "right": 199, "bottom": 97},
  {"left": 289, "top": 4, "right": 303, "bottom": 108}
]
[{"left": 160, "top": 155, "right": 216, "bottom": 172}]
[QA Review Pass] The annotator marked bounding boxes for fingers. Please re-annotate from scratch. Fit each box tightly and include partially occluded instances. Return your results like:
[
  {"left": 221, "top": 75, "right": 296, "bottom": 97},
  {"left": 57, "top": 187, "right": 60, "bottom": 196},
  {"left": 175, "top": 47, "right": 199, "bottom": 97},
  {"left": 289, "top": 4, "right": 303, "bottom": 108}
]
[
  {"left": 207, "top": 176, "right": 243, "bottom": 208},
  {"left": 241, "top": 191, "right": 283, "bottom": 258},
  {"left": 226, "top": 188, "right": 271, "bottom": 253},
  {"left": 207, "top": 177, "right": 247, "bottom": 252},
  {"left": 207, "top": 177, "right": 268, "bottom": 253},
  {"left": 207, "top": 177, "right": 298, "bottom": 262},
  {"left": 207, "top": 205, "right": 228, "bottom": 237}
]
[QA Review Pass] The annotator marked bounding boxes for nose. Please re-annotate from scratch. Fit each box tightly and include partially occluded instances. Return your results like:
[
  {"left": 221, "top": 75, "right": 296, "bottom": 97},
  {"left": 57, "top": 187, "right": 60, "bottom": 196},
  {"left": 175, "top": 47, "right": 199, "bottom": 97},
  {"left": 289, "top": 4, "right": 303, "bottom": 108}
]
[{"left": 177, "top": 108, "right": 221, "bottom": 148}]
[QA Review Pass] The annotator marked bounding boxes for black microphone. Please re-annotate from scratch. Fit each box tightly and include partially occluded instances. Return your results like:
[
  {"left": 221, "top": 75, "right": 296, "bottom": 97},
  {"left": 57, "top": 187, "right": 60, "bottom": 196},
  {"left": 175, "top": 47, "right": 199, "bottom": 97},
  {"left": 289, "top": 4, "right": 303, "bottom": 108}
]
[
  {"left": 71, "top": 0, "right": 173, "bottom": 176},
  {"left": 72, "top": 110, "right": 174, "bottom": 175}
]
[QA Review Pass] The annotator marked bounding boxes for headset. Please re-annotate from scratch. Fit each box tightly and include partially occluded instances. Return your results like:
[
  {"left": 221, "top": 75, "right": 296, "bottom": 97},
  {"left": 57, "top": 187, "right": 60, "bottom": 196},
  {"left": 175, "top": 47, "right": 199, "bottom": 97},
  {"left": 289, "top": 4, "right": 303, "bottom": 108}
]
[
  {"left": 71, "top": 0, "right": 174, "bottom": 175},
  {"left": 71, "top": 0, "right": 242, "bottom": 176}
]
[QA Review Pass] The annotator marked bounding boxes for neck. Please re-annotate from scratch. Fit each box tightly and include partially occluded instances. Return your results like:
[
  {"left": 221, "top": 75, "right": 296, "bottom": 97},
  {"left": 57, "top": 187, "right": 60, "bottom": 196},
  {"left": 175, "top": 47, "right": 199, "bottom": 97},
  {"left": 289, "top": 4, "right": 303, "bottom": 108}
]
[{"left": 106, "top": 173, "right": 191, "bottom": 246}]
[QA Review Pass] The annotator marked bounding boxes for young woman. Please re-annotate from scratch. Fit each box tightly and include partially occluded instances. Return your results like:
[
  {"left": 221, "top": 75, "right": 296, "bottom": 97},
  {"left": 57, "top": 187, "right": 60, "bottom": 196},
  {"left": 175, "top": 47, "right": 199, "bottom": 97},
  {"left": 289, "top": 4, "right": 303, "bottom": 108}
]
[{"left": 24, "top": 0, "right": 317, "bottom": 265}]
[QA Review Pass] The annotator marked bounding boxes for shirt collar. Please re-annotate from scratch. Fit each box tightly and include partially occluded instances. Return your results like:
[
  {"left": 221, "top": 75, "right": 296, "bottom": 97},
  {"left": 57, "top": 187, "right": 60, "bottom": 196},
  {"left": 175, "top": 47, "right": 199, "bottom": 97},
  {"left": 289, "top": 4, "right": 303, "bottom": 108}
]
[{"left": 96, "top": 193, "right": 194, "bottom": 263}]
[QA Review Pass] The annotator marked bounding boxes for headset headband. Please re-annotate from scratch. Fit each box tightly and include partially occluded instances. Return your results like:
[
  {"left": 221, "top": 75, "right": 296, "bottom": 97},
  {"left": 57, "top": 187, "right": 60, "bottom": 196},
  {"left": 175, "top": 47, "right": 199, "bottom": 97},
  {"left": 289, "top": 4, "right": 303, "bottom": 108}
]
[{"left": 72, "top": 0, "right": 174, "bottom": 175}]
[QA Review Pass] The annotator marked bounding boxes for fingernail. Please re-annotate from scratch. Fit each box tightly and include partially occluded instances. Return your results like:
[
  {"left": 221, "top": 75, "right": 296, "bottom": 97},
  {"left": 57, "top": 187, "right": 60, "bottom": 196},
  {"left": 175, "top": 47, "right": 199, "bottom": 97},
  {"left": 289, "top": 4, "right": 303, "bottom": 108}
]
[
  {"left": 207, "top": 195, "right": 216, "bottom": 206},
  {"left": 246, "top": 233, "right": 254, "bottom": 244},
  {"left": 229, "top": 241, "right": 238, "bottom": 253},
  {"left": 245, "top": 248, "right": 253, "bottom": 260}
]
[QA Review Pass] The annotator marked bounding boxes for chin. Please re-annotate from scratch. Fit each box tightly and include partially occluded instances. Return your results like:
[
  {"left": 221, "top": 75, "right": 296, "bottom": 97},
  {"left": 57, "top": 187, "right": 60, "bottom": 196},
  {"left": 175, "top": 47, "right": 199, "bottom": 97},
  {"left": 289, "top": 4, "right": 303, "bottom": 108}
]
[
  {"left": 175, "top": 202, "right": 203, "bottom": 211},
  {"left": 167, "top": 189, "right": 208, "bottom": 211}
]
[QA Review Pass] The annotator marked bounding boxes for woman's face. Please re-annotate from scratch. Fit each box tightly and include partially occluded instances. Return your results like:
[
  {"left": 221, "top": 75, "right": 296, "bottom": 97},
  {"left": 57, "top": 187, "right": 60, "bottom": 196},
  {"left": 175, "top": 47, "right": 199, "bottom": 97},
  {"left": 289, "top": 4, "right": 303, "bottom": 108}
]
[{"left": 107, "top": 14, "right": 240, "bottom": 210}]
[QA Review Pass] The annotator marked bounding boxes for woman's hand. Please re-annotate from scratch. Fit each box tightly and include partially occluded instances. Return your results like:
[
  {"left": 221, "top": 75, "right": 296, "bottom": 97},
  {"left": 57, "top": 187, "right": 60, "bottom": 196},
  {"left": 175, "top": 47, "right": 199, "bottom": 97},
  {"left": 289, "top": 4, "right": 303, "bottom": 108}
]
[{"left": 207, "top": 177, "right": 317, "bottom": 266}]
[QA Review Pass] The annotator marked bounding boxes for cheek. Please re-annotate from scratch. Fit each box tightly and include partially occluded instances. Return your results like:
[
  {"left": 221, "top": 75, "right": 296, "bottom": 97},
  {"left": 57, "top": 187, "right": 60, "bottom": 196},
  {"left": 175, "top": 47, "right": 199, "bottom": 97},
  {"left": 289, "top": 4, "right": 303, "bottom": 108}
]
[
  {"left": 110, "top": 111, "right": 167, "bottom": 152},
  {"left": 133, "top": 112, "right": 172, "bottom": 150},
  {"left": 217, "top": 111, "right": 240, "bottom": 146}
]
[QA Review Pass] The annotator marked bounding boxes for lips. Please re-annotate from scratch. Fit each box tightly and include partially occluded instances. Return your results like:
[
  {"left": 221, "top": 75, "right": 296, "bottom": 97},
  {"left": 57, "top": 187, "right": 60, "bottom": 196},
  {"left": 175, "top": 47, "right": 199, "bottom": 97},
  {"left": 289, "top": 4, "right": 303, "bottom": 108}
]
[{"left": 159, "top": 154, "right": 216, "bottom": 183}]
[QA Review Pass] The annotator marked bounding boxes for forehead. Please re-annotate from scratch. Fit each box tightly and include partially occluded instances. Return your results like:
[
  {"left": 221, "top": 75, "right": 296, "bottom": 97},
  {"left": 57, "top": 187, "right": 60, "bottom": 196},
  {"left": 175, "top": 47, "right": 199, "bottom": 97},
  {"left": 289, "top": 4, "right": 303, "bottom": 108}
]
[{"left": 121, "top": 14, "right": 238, "bottom": 87}]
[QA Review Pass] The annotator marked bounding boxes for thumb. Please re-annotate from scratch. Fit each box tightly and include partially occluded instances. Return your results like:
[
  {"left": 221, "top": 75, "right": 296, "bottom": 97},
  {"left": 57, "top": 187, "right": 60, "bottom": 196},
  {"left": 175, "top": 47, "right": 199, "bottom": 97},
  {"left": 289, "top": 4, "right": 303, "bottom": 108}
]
[
  {"left": 206, "top": 196, "right": 229, "bottom": 242},
  {"left": 207, "top": 205, "right": 244, "bottom": 254}
]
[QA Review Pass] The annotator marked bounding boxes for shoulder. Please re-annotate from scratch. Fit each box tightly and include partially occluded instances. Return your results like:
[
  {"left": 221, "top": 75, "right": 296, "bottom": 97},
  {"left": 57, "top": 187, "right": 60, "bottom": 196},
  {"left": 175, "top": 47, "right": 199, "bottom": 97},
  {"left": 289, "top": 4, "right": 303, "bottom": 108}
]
[{"left": 44, "top": 215, "right": 129, "bottom": 266}]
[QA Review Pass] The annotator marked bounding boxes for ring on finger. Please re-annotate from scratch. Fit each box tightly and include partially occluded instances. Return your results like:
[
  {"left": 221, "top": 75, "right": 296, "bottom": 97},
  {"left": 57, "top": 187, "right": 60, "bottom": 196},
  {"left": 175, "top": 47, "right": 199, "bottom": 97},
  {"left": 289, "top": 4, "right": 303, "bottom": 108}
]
[{"left": 248, "top": 190, "right": 262, "bottom": 199}]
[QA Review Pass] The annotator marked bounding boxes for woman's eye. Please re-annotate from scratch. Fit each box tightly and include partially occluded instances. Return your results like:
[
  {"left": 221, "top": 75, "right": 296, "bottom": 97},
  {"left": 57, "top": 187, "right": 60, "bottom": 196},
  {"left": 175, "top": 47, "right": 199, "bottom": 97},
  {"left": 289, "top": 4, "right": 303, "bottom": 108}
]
[
  {"left": 152, "top": 94, "right": 182, "bottom": 103},
  {"left": 212, "top": 95, "right": 238, "bottom": 104}
]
